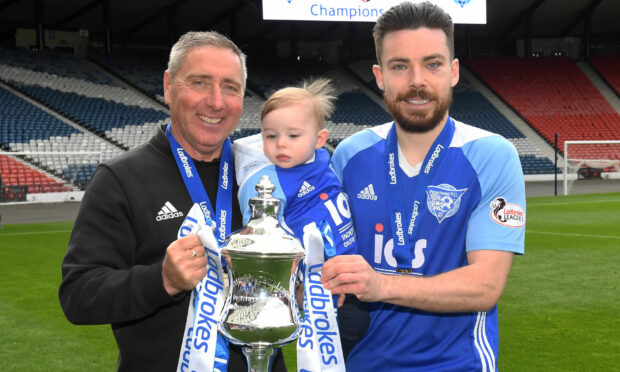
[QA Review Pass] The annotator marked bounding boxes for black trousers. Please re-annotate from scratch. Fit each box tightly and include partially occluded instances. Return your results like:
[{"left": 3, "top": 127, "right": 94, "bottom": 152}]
[{"left": 338, "top": 294, "right": 370, "bottom": 361}]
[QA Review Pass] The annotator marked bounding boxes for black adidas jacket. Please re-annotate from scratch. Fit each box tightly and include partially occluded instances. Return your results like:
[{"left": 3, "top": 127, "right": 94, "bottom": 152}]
[{"left": 59, "top": 125, "right": 286, "bottom": 371}]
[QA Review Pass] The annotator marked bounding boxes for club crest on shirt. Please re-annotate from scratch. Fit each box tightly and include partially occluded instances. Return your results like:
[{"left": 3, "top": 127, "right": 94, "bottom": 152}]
[
  {"left": 426, "top": 184, "right": 467, "bottom": 223},
  {"left": 490, "top": 197, "right": 525, "bottom": 227}
]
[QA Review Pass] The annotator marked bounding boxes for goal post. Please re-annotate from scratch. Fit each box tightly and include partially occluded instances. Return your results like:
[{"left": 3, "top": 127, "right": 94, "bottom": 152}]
[{"left": 563, "top": 140, "right": 620, "bottom": 195}]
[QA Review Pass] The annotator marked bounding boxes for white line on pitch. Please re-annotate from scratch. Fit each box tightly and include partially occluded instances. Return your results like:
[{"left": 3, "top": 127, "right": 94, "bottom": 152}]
[
  {"left": 0, "top": 230, "right": 72, "bottom": 236},
  {"left": 528, "top": 199, "right": 620, "bottom": 207},
  {"left": 527, "top": 231, "right": 620, "bottom": 239}
]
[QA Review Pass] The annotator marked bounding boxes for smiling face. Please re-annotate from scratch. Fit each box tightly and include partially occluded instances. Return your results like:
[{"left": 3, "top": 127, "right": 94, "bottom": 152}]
[
  {"left": 164, "top": 45, "right": 244, "bottom": 161},
  {"left": 261, "top": 101, "right": 328, "bottom": 169},
  {"left": 373, "top": 27, "right": 459, "bottom": 134}
]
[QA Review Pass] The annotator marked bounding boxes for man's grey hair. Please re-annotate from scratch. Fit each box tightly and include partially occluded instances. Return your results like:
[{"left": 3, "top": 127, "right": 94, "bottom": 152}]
[
  {"left": 373, "top": 1, "right": 454, "bottom": 64},
  {"left": 167, "top": 31, "right": 247, "bottom": 89}
]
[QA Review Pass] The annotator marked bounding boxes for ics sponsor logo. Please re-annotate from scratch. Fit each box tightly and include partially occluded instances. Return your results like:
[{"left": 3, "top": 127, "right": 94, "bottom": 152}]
[{"left": 373, "top": 223, "right": 426, "bottom": 270}]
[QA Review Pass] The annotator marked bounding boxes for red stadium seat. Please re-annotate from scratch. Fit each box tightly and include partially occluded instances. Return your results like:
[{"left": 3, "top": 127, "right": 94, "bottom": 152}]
[{"left": 466, "top": 56, "right": 620, "bottom": 158}]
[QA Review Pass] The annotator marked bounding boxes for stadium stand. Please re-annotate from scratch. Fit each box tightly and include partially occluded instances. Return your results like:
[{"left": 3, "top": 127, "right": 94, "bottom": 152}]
[
  {"left": 0, "top": 85, "right": 81, "bottom": 145},
  {"left": 589, "top": 54, "right": 620, "bottom": 96},
  {"left": 0, "top": 47, "right": 143, "bottom": 189},
  {"left": 346, "top": 59, "right": 376, "bottom": 85},
  {"left": 451, "top": 79, "right": 557, "bottom": 174},
  {"left": 466, "top": 56, "right": 620, "bottom": 162},
  {"left": 93, "top": 52, "right": 169, "bottom": 104},
  {"left": 5, "top": 46, "right": 611, "bottom": 194},
  {"left": 0, "top": 154, "right": 70, "bottom": 201},
  {"left": 0, "top": 85, "right": 114, "bottom": 190},
  {"left": 12, "top": 85, "right": 168, "bottom": 137},
  {"left": 247, "top": 58, "right": 331, "bottom": 96}
]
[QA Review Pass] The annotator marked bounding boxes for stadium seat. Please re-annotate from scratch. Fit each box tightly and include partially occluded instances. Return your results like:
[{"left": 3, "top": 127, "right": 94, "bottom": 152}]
[{"left": 466, "top": 56, "right": 620, "bottom": 161}]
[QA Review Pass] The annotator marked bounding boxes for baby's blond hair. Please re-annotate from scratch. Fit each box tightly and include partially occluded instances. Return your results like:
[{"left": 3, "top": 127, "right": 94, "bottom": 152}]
[{"left": 261, "top": 78, "right": 336, "bottom": 130}]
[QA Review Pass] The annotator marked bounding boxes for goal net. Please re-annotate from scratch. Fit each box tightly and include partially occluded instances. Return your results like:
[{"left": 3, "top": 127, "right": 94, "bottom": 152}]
[
  {"left": 563, "top": 140, "right": 620, "bottom": 195},
  {"left": 0, "top": 151, "right": 102, "bottom": 202}
]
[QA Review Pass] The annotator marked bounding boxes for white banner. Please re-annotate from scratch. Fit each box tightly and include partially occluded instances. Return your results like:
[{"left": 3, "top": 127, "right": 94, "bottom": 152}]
[
  {"left": 263, "top": 0, "right": 486, "bottom": 24},
  {"left": 297, "top": 222, "right": 345, "bottom": 372},
  {"left": 176, "top": 203, "right": 228, "bottom": 372}
]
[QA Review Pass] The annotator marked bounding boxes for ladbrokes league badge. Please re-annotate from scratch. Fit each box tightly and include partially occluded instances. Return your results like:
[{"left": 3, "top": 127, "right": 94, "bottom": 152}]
[
  {"left": 490, "top": 197, "right": 525, "bottom": 227},
  {"left": 426, "top": 184, "right": 467, "bottom": 223}
]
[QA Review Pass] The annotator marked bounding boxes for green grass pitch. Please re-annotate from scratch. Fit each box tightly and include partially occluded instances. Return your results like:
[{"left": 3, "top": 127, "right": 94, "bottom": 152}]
[{"left": 1, "top": 192, "right": 618, "bottom": 371}]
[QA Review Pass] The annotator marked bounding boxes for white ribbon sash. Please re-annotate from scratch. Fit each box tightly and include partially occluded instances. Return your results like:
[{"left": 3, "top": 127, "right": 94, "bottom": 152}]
[
  {"left": 176, "top": 203, "right": 228, "bottom": 372},
  {"left": 297, "top": 222, "right": 346, "bottom": 372}
]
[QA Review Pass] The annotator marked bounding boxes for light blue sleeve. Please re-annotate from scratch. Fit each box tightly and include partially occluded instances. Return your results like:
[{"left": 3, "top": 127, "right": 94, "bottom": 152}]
[
  {"left": 464, "top": 136, "right": 526, "bottom": 254},
  {"left": 238, "top": 164, "right": 287, "bottom": 226},
  {"left": 332, "top": 127, "right": 386, "bottom": 182}
]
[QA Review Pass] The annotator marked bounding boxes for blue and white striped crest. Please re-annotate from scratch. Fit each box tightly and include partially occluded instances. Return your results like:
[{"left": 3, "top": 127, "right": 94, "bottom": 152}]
[{"left": 426, "top": 184, "right": 467, "bottom": 223}]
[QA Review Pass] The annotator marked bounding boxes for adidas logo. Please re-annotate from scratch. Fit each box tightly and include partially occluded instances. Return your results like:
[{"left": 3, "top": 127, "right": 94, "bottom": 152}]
[
  {"left": 297, "top": 181, "right": 316, "bottom": 198},
  {"left": 156, "top": 201, "right": 184, "bottom": 221},
  {"left": 357, "top": 184, "right": 378, "bottom": 200}
]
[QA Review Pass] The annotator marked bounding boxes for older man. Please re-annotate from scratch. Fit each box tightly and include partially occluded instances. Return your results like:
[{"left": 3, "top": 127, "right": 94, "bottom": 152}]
[{"left": 59, "top": 31, "right": 286, "bottom": 371}]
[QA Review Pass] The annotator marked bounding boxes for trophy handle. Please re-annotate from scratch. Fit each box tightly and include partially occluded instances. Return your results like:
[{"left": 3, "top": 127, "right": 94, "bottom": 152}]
[
  {"left": 218, "top": 264, "right": 239, "bottom": 344},
  {"left": 289, "top": 259, "right": 304, "bottom": 326}
]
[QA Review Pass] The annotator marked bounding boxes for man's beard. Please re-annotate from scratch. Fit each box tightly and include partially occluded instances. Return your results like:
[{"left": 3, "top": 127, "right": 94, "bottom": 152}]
[{"left": 384, "top": 87, "right": 452, "bottom": 134}]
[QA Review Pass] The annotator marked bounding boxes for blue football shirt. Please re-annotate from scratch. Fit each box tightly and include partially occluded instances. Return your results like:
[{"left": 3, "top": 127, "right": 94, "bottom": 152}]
[{"left": 331, "top": 119, "right": 525, "bottom": 371}]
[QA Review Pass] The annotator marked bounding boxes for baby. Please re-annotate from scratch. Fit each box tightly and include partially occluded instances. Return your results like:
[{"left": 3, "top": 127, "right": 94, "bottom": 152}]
[
  {"left": 233, "top": 78, "right": 368, "bottom": 361},
  {"left": 260, "top": 79, "right": 330, "bottom": 169}
]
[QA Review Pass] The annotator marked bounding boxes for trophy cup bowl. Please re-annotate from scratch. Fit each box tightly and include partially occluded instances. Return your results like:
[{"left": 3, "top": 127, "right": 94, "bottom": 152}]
[{"left": 218, "top": 175, "right": 305, "bottom": 372}]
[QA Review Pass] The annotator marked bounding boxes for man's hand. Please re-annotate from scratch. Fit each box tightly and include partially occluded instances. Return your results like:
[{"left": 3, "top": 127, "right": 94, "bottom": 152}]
[
  {"left": 322, "top": 250, "right": 514, "bottom": 312},
  {"left": 162, "top": 234, "right": 207, "bottom": 296},
  {"left": 321, "top": 255, "right": 386, "bottom": 303}
]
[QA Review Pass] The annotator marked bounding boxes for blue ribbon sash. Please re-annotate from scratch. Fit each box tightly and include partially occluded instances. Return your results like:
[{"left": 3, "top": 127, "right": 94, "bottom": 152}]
[
  {"left": 166, "top": 123, "right": 233, "bottom": 244},
  {"left": 385, "top": 119, "right": 455, "bottom": 272},
  {"left": 167, "top": 123, "right": 233, "bottom": 371}
]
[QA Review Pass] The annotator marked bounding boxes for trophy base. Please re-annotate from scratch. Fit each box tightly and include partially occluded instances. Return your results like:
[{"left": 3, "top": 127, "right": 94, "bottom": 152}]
[{"left": 242, "top": 345, "right": 277, "bottom": 372}]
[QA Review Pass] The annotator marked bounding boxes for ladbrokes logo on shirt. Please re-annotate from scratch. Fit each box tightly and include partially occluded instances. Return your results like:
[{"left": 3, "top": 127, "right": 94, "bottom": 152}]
[
  {"left": 388, "top": 153, "right": 397, "bottom": 184},
  {"left": 176, "top": 148, "right": 193, "bottom": 178},
  {"left": 221, "top": 161, "right": 229, "bottom": 190}
]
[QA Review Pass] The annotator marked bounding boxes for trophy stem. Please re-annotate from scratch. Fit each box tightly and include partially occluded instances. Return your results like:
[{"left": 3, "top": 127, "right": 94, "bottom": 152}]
[{"left": 242, "top": 346, "right": 277, "bottom": 372}]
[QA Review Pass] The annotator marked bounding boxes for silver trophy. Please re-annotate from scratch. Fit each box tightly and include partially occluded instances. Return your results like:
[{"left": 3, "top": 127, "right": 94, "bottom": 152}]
[{"left": 219, "top": 175, "right": 305, "bottom": 372}]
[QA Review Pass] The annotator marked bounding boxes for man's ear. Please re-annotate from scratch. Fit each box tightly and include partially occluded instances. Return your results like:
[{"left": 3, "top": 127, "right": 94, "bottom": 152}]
[
  {"left": 163, "top": 71, "right": 171, "bottom": 105},
  {"left": 315, "top": 129, "right": 329, "bottom": 148},
  {"left": 451, "top": 58, "right": 460, "bottom": 88},
  {"left": 372, "top": 64, "right": 384, "bottom": 91}
]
